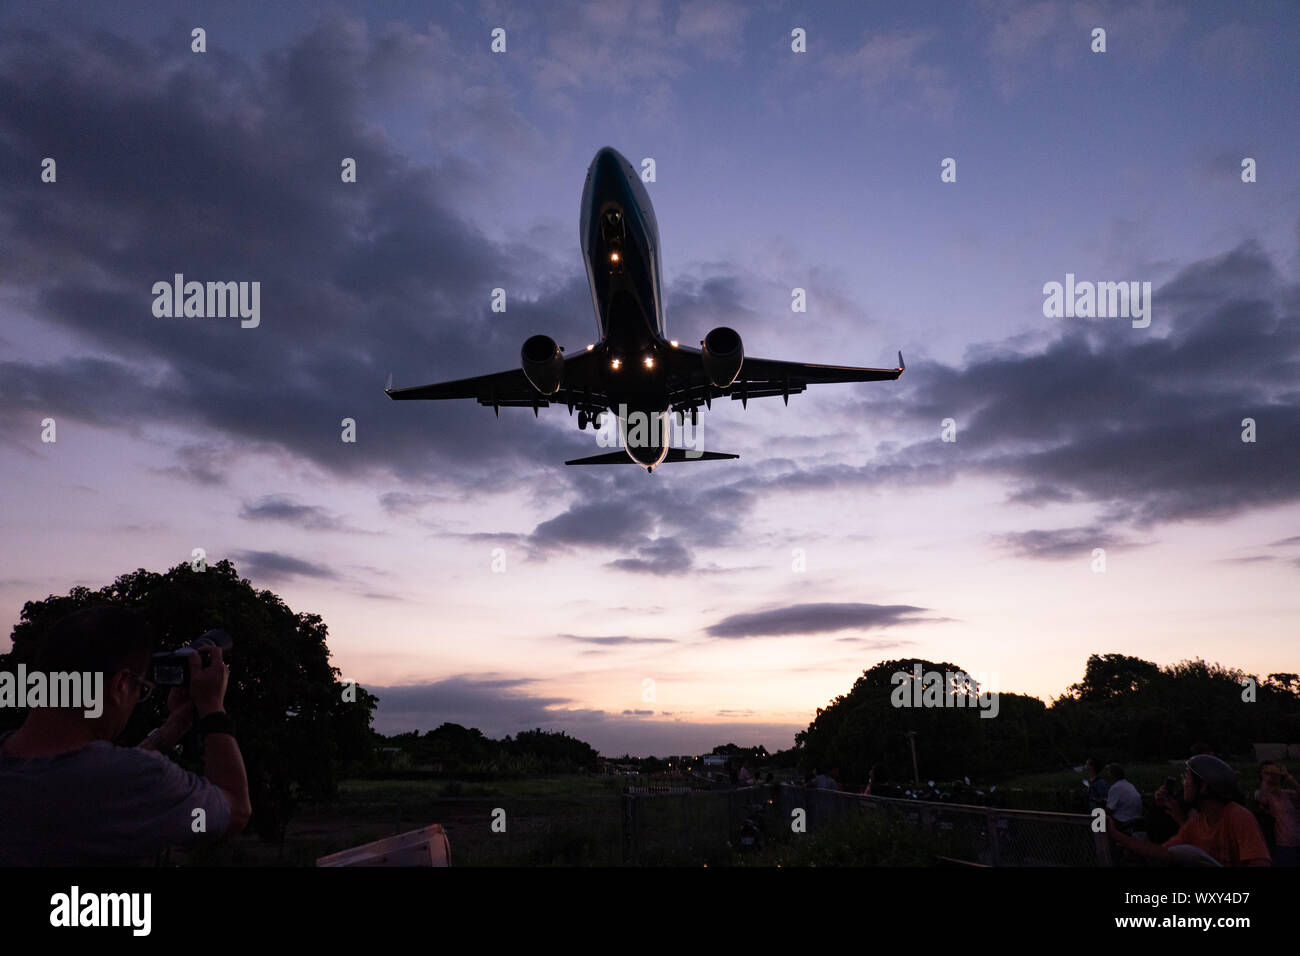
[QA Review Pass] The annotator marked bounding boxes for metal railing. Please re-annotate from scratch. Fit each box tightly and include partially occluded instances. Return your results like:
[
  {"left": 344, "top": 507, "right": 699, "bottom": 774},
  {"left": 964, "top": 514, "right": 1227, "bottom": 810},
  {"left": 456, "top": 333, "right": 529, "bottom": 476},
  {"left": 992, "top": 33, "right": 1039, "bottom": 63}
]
[{"left": 775, "top": 785, "right": 1112, "bottom": 866}]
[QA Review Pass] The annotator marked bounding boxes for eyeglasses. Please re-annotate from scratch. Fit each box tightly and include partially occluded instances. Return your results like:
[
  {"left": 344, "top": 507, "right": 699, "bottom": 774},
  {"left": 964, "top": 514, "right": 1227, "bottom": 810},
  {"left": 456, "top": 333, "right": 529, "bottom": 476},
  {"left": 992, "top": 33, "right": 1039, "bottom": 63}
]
[{"left": 123, "top": 670, "right": 156, "bottom": 702}]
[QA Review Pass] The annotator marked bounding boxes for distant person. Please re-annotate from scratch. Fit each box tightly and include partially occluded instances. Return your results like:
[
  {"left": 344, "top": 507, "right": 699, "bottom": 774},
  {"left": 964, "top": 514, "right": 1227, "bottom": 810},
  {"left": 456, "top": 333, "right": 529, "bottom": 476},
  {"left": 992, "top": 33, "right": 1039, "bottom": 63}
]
[
  {"left": 1108, "top": 755, "right": 1270, "bottom": 866},
  {"left": 737, "top": 762, "right": 755, "bottom": 787},
  {"left": 862, "top": 763, "right": 883, "bottom": 796},
  {"left": 0, "top": 605, "right": 252, "bottom": 864},
  {"left": 809, "top": 768, "right": 836, "bottom": 790},
  {"left": 1103, "top": 764, "right": 1146, "bottom": 839},
  {"left": 1255, "top": 761, "right": 1300, "bottom": 866},
  {"left": 1084, "top": 756, "right": 1109, "bottom": 811}
]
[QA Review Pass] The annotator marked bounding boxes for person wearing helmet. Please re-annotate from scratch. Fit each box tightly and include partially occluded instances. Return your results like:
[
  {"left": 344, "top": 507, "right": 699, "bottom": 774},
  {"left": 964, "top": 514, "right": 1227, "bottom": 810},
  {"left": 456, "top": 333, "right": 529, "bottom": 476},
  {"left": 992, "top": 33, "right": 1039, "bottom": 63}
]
[{"left": 1107, "top": 754, "right": 1270, "bottom": 866}]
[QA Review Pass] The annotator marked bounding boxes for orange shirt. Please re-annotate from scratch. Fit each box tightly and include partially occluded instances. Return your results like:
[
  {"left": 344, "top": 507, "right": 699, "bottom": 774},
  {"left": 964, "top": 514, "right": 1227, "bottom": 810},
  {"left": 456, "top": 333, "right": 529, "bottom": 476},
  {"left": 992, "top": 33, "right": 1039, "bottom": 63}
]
[{"left": 1163, "top": 802, "right": 1270, "bottom": 865}]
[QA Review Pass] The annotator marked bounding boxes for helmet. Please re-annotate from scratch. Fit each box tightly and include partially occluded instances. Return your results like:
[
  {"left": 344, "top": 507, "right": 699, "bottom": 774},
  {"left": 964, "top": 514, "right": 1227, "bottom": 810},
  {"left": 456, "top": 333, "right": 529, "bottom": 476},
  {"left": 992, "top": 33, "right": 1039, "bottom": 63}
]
[{"left": 1186, "top": 754, "right": 1237, "bottom": 801}]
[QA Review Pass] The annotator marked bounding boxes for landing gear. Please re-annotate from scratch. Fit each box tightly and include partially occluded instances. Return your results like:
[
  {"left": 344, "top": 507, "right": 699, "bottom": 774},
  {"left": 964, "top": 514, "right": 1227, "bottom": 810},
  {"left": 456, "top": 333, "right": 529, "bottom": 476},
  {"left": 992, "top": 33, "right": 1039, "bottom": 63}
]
[
  {"left": 591, "top": 412, "right": 602, "bottom": 429},
  {"left": 578, "top": 411, "right": 588, "bottom": 430},
  {"left": 690, "top": 408, "right": 698, "bottom": 426}
]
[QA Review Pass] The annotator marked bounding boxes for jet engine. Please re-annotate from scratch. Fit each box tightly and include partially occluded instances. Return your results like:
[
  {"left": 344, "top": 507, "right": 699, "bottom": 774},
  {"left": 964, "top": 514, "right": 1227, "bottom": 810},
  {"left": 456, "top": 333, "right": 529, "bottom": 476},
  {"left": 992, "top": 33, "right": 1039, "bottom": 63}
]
[
  {"left": 701, "top": 326, "right": 744, "bottom": 388},
  {"left": 521, "top": 334, "right": 564, "bottom": 395}
]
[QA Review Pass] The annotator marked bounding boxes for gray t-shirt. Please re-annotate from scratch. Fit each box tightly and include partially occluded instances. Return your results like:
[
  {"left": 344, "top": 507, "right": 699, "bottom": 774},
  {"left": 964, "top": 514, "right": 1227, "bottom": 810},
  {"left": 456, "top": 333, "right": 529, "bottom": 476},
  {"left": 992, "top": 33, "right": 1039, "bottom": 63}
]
[{"left": 0, "top": 732, "right": 232, "bottom": 865}]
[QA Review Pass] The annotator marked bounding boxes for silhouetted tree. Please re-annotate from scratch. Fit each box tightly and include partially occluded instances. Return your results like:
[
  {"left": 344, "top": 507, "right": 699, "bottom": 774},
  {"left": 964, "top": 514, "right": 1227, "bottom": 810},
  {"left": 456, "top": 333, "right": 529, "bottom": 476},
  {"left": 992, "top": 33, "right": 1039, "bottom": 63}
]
[{"left": 0, "top": 560, "right": 378, "bottom": 840}]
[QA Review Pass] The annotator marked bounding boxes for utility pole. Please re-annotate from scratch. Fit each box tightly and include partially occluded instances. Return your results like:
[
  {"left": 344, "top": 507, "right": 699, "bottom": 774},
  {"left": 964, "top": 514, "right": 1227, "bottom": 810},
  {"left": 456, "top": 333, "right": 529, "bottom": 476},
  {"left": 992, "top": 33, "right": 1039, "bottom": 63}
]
[{"left": 905, "top": 730, "right": 920, "bottom": 785}]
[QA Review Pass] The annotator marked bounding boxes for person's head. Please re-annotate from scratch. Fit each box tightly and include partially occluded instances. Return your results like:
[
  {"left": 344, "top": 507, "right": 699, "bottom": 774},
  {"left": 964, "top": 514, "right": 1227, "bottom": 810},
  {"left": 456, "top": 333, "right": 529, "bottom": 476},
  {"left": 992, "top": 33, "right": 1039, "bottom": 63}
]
[
  {"left": 1084, "top": 756, "right": 1103, "bottom": 778},
  {"left": 1260, "top": 761, "right": 1286, "bottom": 790},
  {"left": 1183, "top": 754, "right": 1238, "bottom": 807},
  {"left": 1103, "top": 763, "right": 1125, "bottom": 782},
  {"left": 32, "top": 605, "right": 157, "bottom": 739}
]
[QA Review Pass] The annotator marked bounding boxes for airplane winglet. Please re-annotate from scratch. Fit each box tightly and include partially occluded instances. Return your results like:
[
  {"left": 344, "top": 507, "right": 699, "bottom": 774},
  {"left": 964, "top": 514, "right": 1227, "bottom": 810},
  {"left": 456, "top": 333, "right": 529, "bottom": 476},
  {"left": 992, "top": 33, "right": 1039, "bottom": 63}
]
[
  {"left": 898, "top": 351, "right": 905, "bottom": 372},
  {"left": 385, "top": 372, "right": 393, "bottom": 393}
]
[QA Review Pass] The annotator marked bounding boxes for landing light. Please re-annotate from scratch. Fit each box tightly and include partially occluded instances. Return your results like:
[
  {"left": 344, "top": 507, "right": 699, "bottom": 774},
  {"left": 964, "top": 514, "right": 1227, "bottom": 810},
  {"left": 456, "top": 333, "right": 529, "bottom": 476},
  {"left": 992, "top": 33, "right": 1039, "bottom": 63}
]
[
  {"left": 610, "top": 251, "right": 620, "bottom": 263},
  {"left": 585, "top": 344, "right": 594, "bottom": 351},
  {"left": 643, "top": 355, "right": 654, "bottom": 369},
  {"left": 669, "top": 340, "right": 679, "bottom": 348},
  {"left": 611, "top": 358, "right": 622, "bottom": 370}
]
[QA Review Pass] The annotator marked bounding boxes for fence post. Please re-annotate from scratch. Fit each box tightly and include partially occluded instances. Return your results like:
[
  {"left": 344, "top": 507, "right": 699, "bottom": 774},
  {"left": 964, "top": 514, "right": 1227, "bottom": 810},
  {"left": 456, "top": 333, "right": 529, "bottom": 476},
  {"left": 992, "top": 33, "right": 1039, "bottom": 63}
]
[
  {"left": 985, "top": 809, "right": 1000, "bottom": 866},
  {"left": 622, "top": 793, "right": 637, "bottom": 865}
]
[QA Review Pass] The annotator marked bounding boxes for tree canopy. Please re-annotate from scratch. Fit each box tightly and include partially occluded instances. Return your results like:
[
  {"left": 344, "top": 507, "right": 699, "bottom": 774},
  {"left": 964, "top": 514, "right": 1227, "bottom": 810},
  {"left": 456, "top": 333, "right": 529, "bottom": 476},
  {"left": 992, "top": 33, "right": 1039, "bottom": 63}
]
[{"left": 1, "top": 559, "right": 379, "bottom": 840}]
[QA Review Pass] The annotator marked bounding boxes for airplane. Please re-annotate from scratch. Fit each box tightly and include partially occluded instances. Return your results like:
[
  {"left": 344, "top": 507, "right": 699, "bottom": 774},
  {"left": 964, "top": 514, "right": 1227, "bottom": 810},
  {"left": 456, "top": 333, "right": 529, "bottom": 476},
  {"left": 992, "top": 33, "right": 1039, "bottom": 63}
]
[{"left": 387, "top": 146, "right": 904, "bottom": 472}]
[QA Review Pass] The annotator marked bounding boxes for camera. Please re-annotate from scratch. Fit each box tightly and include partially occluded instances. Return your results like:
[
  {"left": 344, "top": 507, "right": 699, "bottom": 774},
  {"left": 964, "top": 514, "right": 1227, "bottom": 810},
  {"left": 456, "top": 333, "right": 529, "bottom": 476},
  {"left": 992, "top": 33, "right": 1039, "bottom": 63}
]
[{"left": 150, "top": 629, "right": 232, "bottom": 687}]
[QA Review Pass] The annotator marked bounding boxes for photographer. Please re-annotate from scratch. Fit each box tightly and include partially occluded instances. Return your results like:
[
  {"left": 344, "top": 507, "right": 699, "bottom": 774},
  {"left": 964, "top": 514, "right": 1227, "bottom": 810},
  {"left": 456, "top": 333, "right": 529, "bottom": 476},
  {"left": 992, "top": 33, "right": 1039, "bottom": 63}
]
[{"left": 0, "top": 605, "right": 252, "bottom": 865}]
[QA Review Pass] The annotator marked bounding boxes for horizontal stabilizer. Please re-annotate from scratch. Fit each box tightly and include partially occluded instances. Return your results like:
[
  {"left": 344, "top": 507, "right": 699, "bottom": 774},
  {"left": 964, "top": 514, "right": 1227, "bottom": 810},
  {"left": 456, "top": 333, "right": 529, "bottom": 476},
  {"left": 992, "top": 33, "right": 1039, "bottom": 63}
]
[{"left": 565, "top": 449, "right": 740, "bottom": 466}]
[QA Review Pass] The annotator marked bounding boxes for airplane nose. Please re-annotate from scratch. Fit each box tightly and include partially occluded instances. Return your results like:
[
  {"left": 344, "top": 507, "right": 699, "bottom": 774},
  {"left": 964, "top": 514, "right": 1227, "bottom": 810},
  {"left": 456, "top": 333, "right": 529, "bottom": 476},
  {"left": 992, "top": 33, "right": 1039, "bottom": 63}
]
[{"left": 590, "top": 147, "right": 629, "bottom": 193}]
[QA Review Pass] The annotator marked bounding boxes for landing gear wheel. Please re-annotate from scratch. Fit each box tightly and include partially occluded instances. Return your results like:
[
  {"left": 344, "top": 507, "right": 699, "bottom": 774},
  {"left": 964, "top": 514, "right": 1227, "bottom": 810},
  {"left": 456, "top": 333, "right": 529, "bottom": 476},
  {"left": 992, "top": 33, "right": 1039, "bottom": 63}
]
[
  {"left": 578, "top": 411, "right": 588, "bottom": 430},
  {"left": 690, "top": 408, "right": 698, "bottom": 426},
  {"left": 591, "top": 412, "right": 602, "bottom": 429}
]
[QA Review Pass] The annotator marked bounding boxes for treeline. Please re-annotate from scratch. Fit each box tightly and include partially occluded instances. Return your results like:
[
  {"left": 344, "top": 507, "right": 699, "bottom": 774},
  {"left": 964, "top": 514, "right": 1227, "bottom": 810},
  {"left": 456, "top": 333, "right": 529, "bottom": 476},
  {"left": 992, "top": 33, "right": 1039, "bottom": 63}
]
[
  {"left": 377, "top": 723, "right": 599, "bottom": 774},
  {"left": 794, "top": 654, "right": 1300, "bottom": 787}
]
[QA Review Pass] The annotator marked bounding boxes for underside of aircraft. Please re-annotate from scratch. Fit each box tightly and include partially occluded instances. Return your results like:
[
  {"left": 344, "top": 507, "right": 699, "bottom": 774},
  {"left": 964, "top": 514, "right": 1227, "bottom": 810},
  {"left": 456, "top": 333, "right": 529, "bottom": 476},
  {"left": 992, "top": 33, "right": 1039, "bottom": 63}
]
[{"left": 388, "top": 147, "right": 904, "bottom": 472}]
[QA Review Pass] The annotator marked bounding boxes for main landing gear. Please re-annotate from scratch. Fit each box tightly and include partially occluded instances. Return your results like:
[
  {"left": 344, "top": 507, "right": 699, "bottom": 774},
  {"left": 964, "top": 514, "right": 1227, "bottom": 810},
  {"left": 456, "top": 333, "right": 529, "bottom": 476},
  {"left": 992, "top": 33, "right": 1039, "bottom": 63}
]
[{"left": 578, "top": 411, "right": 602, "bottom": 430}]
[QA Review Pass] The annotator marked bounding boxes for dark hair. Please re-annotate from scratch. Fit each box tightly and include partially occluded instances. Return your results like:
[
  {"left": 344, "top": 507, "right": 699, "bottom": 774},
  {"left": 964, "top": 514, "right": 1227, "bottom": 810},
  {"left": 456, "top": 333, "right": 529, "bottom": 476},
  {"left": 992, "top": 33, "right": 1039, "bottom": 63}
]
[
  {"left": 1104, "top": 763, "right": 1126, "bottom": 780},
  {"left": 1085, "top": 756, "right": 1104, "bottom": 773},
  {"left": 34, "top": 605, "right": 156, "bottom": 678}
]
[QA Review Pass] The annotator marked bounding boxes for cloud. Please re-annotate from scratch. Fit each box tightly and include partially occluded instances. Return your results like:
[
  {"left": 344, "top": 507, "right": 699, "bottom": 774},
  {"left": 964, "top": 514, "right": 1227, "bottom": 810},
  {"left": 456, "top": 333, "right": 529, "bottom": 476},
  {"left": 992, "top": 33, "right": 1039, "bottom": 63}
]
[
  {"left": 707, "top": 603, "right": 935, "bottom": 639},
  {"left": 996, "top": 525, "right": 1136, "bottom": 560},
  {"left": 239, "top": 495, "right": 354, "bottom": 532},
  {"left": 823, "top": 29, "right": 956, "bottom": 114},
  {"left": 0, "top": 16, "right": 596, "bottom": 491},
  {"left": 605, "top": 536, "right": 694, "bottom": 575},
  {"left": 759, "top": 240, "right": 1300, "bottom": 546},
  {"left": 558, "top": 634, "right": 677, "bottom": 646},
  {"left": 228, "top": 549, "right": 339, "bottom": 583}
]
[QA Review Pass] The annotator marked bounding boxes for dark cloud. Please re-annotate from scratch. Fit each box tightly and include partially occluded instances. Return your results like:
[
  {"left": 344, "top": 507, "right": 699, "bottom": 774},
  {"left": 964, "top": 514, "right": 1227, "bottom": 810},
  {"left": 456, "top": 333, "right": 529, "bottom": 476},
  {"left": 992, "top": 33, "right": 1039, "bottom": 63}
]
[
  {"left": 755, "top": 241, "right": 1300, "bottom": 545},
  {"left": 605, "top": 536, "right": 693, "bottom": 575},
  {"left": 227, "top": 549, "right": 338, "bottom": 583},
  {"left": 558, "top": 634, "right": 676, "bottom": 646},
  {"left": 519, "top": 471, "right": 758, "bottom": 572},
  {"left": 707, "top": 603, "right": 935, "bottom": 639},
  {"left": 0, "top": 18, "right": 596, "bottom": 489},
  {"left": 996, "top": 526, "right": 1136, "bottom": 561},
  {"left": 239, "top": 495, "right": 352, "bottom": 531}
]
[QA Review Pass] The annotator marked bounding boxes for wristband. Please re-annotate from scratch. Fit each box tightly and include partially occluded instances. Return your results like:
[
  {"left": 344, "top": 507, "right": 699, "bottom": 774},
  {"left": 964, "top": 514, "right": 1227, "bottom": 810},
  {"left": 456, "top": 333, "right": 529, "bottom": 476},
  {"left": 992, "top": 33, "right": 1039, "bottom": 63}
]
[{"left": 196, "top": 711, "right": 235, "bottom": 738}]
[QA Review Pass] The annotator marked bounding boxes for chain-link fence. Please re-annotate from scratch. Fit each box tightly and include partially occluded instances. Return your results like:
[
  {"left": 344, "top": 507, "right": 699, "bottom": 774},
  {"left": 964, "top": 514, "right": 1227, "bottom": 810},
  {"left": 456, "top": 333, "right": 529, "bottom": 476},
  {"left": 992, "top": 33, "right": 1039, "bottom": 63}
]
[
  {"left": 293, "top": 783, "right": 1110, "bottom": 866},
  {"left": 774, "top": 785, "right": 1112, "bottom": 866},
  {"left": 621, "top": 786, "right": 774, "bottom": 865}
]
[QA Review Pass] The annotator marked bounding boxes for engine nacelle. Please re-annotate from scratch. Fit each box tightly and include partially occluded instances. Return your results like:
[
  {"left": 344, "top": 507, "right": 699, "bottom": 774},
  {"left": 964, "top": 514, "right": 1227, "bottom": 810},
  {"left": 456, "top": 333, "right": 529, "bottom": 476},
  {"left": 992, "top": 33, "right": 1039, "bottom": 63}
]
[
  {"left": 521, "top": 334, "right": 564, "bottom": 395},
  {"left": 701, "top": 326, "right": 744, "bottom": 388}
]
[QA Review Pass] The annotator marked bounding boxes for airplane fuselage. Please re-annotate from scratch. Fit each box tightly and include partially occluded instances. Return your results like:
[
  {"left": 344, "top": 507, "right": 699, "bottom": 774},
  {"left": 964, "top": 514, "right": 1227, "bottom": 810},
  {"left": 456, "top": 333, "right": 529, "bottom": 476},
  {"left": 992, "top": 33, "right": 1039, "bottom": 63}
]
[{"left": 579, "top": 148, "right": 674, "bottom": 467}]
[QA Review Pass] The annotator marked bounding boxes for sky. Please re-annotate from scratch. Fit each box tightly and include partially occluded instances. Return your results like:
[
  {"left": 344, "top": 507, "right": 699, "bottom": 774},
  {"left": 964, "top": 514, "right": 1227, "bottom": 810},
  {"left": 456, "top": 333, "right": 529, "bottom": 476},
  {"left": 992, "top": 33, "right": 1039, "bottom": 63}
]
[{"left": 1, "top": 0, "right": 1297, "bottom": 756}]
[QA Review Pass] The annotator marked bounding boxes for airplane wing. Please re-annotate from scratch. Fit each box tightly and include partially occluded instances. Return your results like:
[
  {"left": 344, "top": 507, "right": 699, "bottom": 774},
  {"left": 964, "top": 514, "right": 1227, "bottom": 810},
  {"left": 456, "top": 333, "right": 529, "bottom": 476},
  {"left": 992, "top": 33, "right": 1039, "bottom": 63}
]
[
  {"left": 386, "top": 349, "right": 607, "bottom": 415},
  {"left": 663, "top": 345, "right": 903, "bottom": 409}
]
